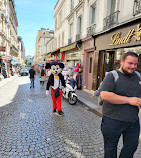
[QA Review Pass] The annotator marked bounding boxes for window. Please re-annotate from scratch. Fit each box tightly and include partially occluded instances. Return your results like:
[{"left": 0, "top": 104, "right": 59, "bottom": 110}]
[
  {"left": 71, "top": 0, "right": 74, "bottom": 11},
  {"left": 77, "top": 16, "right": 82, "bottom": 34},
  {"left": 70, "top": 23, "right": 73, "bottom": 37},
  {"left": 58, "top": 10, "right": 62, "bottom": 27},
  {"left": 89, "top": 57, "right": 92, "bottom": 73},
  {"left": 89, "top": 5, "right": 96, "bottom": 25},
  {"left": 62, "top": 32, "right": 64, "bottom": 46},
  {"left": 55, "top": 19, "right": 57, "bottom": 30},
  {"left": 107, "top": 0, "right": 116, "bottom": 15}
]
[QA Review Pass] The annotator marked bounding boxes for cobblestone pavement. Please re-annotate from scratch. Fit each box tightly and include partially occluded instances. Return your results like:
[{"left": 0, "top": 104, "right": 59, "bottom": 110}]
[{"left": 0, "top": 76, "right": 141, "bottom": 158}]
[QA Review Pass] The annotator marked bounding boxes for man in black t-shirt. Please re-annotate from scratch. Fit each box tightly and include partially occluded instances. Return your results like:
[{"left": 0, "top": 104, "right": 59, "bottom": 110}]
[
  {"left": 101, "top": 52, "right": 141, "bottom": 158},
  {"left": 29, "top": 66, "right": 36, "bottom": 88}
]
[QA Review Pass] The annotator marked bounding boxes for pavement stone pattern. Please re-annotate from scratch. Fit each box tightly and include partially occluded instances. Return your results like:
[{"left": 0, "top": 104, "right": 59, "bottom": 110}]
[{"left": 0, "top": 76, "right": 141, "bottom": 158}]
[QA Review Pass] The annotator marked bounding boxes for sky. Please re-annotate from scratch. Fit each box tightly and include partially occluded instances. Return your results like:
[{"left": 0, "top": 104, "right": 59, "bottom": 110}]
[{"left": 14, "top": 0, "right": 58, "bottom": 56}]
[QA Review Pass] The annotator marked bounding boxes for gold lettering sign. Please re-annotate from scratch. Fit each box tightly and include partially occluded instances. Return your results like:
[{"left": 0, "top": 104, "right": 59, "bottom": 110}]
[{"left": 109, "top": 24, "right": 141, "bottom": 46}]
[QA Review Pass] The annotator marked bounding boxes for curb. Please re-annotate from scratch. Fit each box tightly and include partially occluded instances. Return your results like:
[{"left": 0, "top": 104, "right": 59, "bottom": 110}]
[{"left": 77, "top": 96, "right": 102, "bottom": 117}]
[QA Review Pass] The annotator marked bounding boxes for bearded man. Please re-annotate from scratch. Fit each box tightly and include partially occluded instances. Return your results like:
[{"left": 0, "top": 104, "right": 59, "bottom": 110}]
[{"left": 101, "top": 52, "right": 141, "bottom": 158}]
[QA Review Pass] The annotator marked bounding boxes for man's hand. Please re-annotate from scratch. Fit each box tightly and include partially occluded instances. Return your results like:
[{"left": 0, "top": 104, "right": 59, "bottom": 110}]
[
  {"left": 46, "top": 90, "right": 49, "bottom": 96},
  {"left": 129, "top": 97, "right": 141, "bottom": 109},
  {"left": 63, "top": 88, "right": 66, "bottom": 94}
]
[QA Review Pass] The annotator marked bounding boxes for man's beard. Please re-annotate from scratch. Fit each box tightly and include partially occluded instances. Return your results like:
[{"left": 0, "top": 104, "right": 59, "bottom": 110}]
[{"left": 122, "top": 67, "right": 133, "bottom": 76}]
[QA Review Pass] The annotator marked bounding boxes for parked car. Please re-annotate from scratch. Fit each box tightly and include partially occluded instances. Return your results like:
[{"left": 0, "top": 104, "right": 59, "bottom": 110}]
[{"left": 20, "top": 69, "right": 28, "bottom": 76}]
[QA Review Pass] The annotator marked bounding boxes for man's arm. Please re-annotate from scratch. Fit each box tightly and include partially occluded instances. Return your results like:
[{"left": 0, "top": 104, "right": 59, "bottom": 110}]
[{"left": 101, "top": 91, "right": 141, "bottom": 108}]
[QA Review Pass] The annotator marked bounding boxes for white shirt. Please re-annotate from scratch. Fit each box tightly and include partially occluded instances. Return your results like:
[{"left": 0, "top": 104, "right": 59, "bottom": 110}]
[{"left": 51, "top": 76, "right": 62, "bottom": 89}]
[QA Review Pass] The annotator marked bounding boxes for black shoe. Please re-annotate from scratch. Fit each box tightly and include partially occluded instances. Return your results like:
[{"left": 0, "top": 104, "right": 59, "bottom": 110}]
[
  {"left": 33, "top": 86, "right": 34, "bottom": 88},
  {"left": 53, "top": 109, "right": 57, "bottom": 113},
  {"left": 30, "top": 86, "right": 32, "bottom": 89},
  {"left": 58, "top": 110, "right": 64, "bottom": 116}
]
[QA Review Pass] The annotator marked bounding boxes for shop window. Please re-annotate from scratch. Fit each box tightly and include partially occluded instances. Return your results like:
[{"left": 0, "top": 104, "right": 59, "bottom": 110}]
[
  {"left": 89, "top": 57, "right": 92, "bottom": 73},
  {"left": 105, "top": 52, "right": 114, "bottom": 73}
]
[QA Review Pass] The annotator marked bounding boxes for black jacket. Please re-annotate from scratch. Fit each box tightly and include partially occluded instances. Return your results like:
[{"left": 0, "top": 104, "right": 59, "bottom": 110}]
[{"left": 46, "top": 73, "right": 66, "bottom": 90}]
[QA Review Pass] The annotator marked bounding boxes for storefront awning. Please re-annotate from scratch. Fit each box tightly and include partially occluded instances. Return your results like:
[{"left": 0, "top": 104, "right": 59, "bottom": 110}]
[
  {"left": 44, "top": 53, "right": 51, "bottom": 59},
  {"left": 9, "top": 57, "right": 17, "bottom": 62},
  {"left": 60, "top": 42, "right": 76, "bottom": 52},
  {"left": 0, "top": 56, "right": 11, "bottom": 60}
]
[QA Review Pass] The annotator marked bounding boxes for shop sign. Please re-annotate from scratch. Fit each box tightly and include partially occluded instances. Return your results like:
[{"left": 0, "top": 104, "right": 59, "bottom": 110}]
[
  {"left": 0, "top": 46, "right": 5, "bottom": 52},
  {"left": 67, "top": 52, "right": 80, "bottom": 59},
  {"left": 110, "top": 24, "right": 141, "bottom": 46}
]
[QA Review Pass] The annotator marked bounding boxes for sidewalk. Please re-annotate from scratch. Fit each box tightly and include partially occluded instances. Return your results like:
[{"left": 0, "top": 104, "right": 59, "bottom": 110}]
[
  {"left": 76, "top": 89, "right": 102, "bottom": 117},
  {"left": 0, "top": 75, "right": 18, "bottom": 88}
]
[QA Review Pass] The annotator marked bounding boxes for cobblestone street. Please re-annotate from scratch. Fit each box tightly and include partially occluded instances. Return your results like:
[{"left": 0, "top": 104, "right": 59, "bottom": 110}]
[{"left": 0, "top": 76, "right": 141, "bottom": 158}]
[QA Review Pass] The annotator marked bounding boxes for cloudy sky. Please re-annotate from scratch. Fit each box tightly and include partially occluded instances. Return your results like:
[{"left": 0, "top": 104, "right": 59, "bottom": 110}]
[{"left": 15, "top": 0, "right": 58, "bottom": 56}]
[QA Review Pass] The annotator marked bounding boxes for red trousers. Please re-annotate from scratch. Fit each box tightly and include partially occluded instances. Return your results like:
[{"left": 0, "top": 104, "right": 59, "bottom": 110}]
[{"left": 51, "top": 87, "right": 62, "bottom": 111}]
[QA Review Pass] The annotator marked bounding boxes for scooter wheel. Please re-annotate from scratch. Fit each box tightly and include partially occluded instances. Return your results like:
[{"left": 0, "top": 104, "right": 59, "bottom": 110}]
[{"left": 68, "top": 95, "right": 77, "bottom": 105}]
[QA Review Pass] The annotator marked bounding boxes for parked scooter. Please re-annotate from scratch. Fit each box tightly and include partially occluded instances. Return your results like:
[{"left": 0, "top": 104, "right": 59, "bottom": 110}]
[{"left": 63, "top": 78, "right": 77, "bottom": 105}]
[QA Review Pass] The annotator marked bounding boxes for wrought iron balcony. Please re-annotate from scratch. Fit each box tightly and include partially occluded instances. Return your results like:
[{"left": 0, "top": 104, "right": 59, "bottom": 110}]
[
  {"left": 133, "top": 0, "right": 141, "bottom": 15},
  {"left": 103, "top": 11, "right": 120, "bottom": 30},
  {"left": 68, "top": 38, "right": 72, "bottom": 45},
  {"left": 87, "top": 24, "right": 96, "bottom": 36},
  {"left": 76, "top": 33, "right": 81, "bottom": 41}
]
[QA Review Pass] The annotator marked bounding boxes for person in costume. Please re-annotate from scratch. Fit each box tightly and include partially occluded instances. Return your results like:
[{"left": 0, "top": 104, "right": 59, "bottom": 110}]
[{"left": 45, "top": 61, "right": 66, "bottom": 116}]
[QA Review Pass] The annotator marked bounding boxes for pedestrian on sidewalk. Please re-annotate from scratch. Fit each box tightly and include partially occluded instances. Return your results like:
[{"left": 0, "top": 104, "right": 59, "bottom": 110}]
[
  {"left": 39, "top": 66, "right": 46, "bottom": 87},
  {"left": 29, "top": 66, "right": 36, "bottom": 88},
  {"left": 101, "top": 52, "right": 141, "bottom": 158}
]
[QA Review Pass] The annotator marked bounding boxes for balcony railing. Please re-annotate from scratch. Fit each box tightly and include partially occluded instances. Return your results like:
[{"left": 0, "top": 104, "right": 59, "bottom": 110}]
[
  {"left": 103, "top": 11, "right": 120, "bottom": 30},
  {"left": 76, "top": 33, "right": 81, "bottom": 41},
  {"left": 133, "top": 0, "right": 141, "bottom": 15},
  {"left": 68, "top": 38, "right": 72, "bottom": 45},
  {"left": 87, "top": 24, "right": 96, "bottom": 36}
]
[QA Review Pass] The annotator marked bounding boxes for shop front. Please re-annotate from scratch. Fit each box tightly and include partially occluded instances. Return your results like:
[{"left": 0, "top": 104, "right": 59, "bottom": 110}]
[
  {"left": 82, "top": 36, "right": 95, "bottom": 90},
  {"left": 0, "top": 56, "right": 12, "bottom": 77},
  {"left": 93, "top": 19, "right": 141, "bottom": 90},
  {"left": 60, "top": 42, "right": 83, "bottom": 65}
]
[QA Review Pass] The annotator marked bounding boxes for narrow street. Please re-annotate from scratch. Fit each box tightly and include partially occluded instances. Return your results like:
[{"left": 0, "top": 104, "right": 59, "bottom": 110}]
[{"left": 0, "top": 76, "right": 141, "bottom": 158}]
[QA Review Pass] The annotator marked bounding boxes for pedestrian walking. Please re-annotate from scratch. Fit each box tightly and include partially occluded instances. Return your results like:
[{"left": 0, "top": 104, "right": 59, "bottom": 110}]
[
  {"left": 45, "top": 61, "right": 66, "bottom": 116},
  {"left": 2, "top": 67, "right": 7, "bottom": 78},
  {"left": 101, "top": 52, "right": 141, "bottom": 158},
  {"left": 29, "top": 66, "right": 36, "bottom": 88},
  {"left": 39, "top": 66, "right": 46, "bottom": 87}
]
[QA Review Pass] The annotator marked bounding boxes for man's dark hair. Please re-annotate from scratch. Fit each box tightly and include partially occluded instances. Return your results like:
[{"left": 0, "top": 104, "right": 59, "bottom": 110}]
[{"left": 122, "top": 52, "right": 138, "bottom": 61}]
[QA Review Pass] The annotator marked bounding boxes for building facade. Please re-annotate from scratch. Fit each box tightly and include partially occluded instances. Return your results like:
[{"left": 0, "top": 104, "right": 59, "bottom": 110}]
[
  {"left": 35, "top": 28, "right": 54, "bottom": 65},
  {"left": 0, "top": 0, "right": 20, "bottom": 77},
  {"left": 46, "top": 0, "right": 141, "bottom": 91}
]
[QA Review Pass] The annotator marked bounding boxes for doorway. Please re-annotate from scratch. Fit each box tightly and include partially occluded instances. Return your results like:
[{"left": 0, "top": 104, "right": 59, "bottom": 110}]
[
  {"left": 97, "top": 51, "right": 115, "bottom": 89},
  {"left": 87, "top": 52, "right": 94, "bottom": 90}
]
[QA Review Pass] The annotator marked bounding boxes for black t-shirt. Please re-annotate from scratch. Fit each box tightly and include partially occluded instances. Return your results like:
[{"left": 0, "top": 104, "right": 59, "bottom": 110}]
[
  {"left": 101, "top": 70, "right": 141, "bottom": 122},
  {"left": 29, "top": 69, "right": 36, "bottom": 78},
  {"left": 41, "top": 69, "right": 45, "bottom": 76}
]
